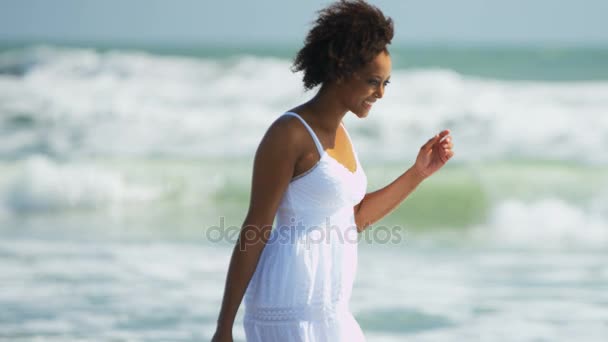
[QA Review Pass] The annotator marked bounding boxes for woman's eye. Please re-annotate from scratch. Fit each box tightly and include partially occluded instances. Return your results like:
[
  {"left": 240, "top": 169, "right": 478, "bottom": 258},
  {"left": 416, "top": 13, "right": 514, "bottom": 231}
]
[{"left": 369, "top": 80, "right": 390, "bottom": 86}]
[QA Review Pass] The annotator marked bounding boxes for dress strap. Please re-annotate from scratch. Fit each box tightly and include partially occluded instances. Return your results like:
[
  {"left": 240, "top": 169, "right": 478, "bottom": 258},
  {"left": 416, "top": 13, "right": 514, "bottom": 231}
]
[{"left": 283, "top": 112, "right": 324, "bottom": 155}]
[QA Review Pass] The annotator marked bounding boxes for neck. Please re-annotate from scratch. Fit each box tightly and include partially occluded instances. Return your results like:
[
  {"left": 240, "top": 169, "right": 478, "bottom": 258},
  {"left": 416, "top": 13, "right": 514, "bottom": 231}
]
[{"left": 302, "top": 83, "right": 348, "bottom": 133}]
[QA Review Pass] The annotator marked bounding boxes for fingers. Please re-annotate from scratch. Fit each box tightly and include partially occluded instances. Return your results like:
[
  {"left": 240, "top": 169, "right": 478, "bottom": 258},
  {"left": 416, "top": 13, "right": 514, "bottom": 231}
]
[
  {"left": 422, "top": 129, "right": 450, "bottom": 151},
  {"left": 442, "top": 139, "right": 454, "bottom": 154},
  {"left": 445, "top": 148, "right": 455, "bottom": 158},
  {"left": 441, "top": 141, "right": 454, "bottom": 149},
  {"left": 422, "top": 130, "right": 444, "bottom": 149},
  {"left": 435, "top": 130, "right": 455, "bottom": 162},
  {"left": 438, "top": 131, "right": 453, "bottom": 149}
]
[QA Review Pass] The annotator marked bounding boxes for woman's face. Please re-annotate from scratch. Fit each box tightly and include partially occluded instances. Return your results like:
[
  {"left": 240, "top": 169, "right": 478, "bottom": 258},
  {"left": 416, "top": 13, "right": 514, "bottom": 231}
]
[{"left": 338, "top": 51, "right": 392, "bottom": 118}]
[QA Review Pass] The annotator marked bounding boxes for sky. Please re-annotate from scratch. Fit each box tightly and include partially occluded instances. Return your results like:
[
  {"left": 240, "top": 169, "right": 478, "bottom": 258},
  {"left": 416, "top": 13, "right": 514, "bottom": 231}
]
[{"left": 0, "top": 0, "right": 607, "bottom": 46}]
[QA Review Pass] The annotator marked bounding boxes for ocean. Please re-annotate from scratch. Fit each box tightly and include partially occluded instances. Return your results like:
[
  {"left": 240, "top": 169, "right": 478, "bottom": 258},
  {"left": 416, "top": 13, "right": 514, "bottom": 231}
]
[{"left": 0, "top": 42, "right": 607, "bottom": 341}]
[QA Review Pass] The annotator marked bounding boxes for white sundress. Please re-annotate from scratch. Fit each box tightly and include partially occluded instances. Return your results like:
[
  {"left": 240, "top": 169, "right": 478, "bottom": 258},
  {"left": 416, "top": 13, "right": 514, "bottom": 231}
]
[{"left": 243, "top": 111, "right": 368, "bottom": 341}]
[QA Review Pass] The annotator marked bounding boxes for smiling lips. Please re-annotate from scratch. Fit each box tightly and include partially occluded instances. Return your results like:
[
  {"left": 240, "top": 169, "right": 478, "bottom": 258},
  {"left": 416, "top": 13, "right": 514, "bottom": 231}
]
[{"left": 363, "top": 99, "right": 375, "bottom": 109}]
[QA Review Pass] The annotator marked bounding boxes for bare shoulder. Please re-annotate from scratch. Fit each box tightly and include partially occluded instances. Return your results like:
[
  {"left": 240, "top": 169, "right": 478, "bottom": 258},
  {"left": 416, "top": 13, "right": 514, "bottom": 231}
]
[
  {"left": 245, "top": 114, "right": 309, "bottom": 222},
  {"left": 257, "top": 114, "right": 309, "bottom": 158}
]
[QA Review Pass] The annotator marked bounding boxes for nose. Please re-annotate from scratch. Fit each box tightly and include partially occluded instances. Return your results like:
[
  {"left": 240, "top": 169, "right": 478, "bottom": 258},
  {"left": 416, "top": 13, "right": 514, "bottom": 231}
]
[{"left": 374, "top": 84, "right": 384, "bottom": 99}]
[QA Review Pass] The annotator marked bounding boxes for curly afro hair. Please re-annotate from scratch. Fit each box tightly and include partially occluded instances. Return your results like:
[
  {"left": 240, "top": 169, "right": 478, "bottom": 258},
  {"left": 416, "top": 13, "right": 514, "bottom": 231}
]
[{"left": 291, "top": 0, "right": 394, "bottom": 91}]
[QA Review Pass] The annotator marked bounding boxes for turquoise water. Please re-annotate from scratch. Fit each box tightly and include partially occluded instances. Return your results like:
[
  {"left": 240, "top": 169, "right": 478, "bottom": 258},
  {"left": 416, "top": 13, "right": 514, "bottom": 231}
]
[
  {"left": 4, "top": 42, "right": 608, "bottom": 81},
  {"left": 0, "top": 42, "right": 607, "bottom": 340}
]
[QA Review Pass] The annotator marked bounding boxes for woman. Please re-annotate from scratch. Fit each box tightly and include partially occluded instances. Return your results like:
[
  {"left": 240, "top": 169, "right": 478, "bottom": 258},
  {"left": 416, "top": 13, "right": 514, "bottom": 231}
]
[{"left": 212, "top": 1, "right": 454, "bottom": 341}]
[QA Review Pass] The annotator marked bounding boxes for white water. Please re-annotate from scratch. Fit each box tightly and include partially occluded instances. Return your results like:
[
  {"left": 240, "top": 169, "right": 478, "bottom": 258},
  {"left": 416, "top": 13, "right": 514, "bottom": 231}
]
[
  {"left": 1, "top": 45, "right": 607, "bottom": 163},
  {"left": 1, "top": 45, "right": 607, "bottom": 341}
]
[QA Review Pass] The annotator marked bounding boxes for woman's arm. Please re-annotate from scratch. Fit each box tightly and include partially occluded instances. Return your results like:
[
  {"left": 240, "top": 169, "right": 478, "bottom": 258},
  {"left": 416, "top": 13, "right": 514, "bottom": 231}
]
[
  {"left": 354, "top": 130, "right": 454, "bottom": 232},
  {"left": 212, "top": 118, "right": 301, "bottom": 339}
]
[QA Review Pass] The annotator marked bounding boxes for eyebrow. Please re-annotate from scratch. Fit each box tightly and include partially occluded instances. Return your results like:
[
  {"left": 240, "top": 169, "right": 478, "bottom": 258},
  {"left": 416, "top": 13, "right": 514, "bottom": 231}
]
[{"left": 371, "top": 74, "right": 391, "bottom": 81}]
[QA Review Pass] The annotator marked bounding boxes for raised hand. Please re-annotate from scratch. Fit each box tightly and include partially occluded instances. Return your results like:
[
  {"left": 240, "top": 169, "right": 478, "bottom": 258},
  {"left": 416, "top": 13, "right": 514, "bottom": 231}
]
[{"left": 413, "top": 129, "right": 454, "bottom": 179}]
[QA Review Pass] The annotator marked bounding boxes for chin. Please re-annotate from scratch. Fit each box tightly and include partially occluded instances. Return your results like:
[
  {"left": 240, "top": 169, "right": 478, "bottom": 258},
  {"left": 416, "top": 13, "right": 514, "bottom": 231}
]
[{"left": 352, "top": 109, "right": 370, "bottom": 118}]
